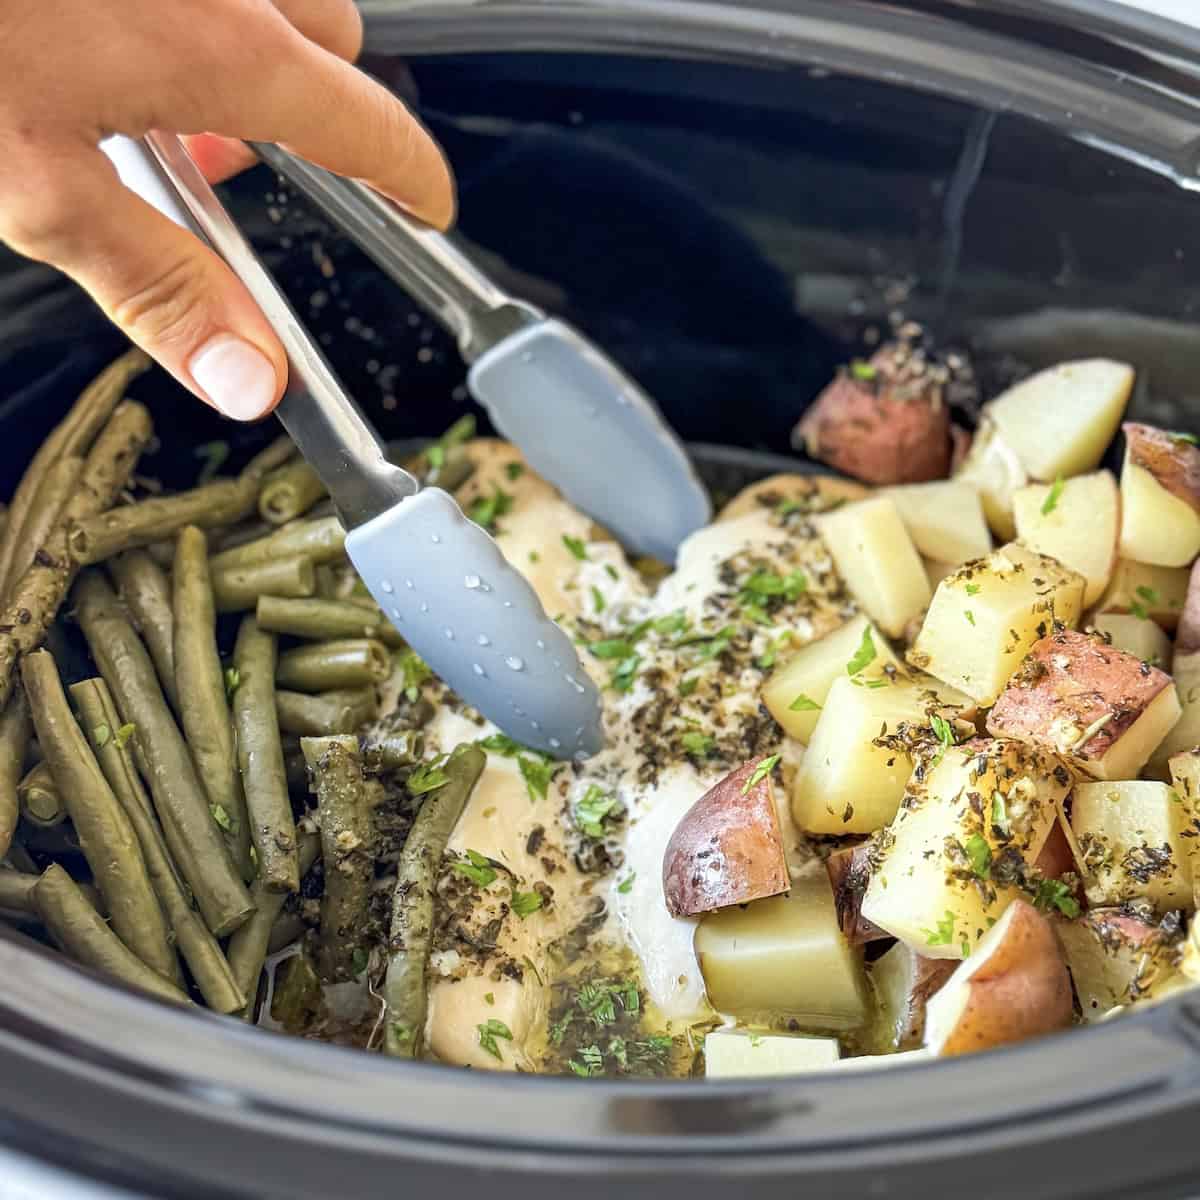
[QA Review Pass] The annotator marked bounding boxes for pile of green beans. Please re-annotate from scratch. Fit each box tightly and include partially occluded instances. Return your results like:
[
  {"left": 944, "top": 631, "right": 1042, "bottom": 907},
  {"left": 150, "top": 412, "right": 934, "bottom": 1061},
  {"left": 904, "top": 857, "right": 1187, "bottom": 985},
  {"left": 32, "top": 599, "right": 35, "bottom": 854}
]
[{"left": 0, "top": 350, "right": 485, "bottom": 1046}]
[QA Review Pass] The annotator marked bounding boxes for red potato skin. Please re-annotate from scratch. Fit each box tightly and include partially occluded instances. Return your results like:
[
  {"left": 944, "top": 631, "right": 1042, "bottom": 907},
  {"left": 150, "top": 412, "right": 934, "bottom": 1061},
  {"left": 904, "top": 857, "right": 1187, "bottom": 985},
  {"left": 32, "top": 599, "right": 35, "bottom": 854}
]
[
  {"left": 1035, "top": 821, "right": 1078, "bottom": 884},
  {"left": 794, "top": 344, "right": 952, "bottom": 486},
  {"left": 825, "top": 843, "right": 889, "bottom": 945},
  {"left": 1124, "top": 422, "right": 1200, "bottom": 515},
  {"left": 986, "top": 629, "right": 1172, "bottom": 766},
  {"left": 1176, "top": 557, "right": 1200, "bottom": 656},
  {"left": 937, "top": 900, "right": 1073, "bottom": 1057},
  {"left": 661, "top": 759, "right": 790, "bottom": 918},
  {"left": 949, "top": 424, "right": 973, "bottom": 474}
]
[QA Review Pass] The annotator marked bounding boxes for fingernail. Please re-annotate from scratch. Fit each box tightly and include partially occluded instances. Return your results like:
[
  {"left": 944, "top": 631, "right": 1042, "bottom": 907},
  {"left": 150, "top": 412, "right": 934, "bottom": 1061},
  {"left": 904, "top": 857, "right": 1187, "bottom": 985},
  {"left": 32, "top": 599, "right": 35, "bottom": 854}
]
[{"left": 188, "top": 334, "right": 277, "bottom": 421}]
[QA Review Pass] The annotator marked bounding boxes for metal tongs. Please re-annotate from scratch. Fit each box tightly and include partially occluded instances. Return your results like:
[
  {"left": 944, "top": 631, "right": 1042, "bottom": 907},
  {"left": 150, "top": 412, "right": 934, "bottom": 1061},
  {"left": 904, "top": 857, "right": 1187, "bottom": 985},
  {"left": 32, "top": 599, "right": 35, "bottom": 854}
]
[{"left": 102, "top": 133, "right": 604, "bottom": 759}]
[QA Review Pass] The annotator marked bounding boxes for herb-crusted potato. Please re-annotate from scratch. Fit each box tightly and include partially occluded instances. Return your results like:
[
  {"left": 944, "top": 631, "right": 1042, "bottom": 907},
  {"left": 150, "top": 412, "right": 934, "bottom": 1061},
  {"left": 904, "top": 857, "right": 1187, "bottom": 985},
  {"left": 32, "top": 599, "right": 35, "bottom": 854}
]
[
  {"left": 907, "top": 543, "right": 1086, "bottom": 705},
  {"left": 760, "top": 615, "right": 905, "bottom": 744},
  {"left": 878, "top": 480, "right": 992, "bottom": 565},
  {"left": 1071, "top": 780, "right": 1195, "bottom": 911},
  {"left": 1094, "top": 559, "right": 1189, "bottom": 632},
  {"left": 1119, "top": 423, "right": 1200, "bottom": 568},
  {"left": 860, "top": 739, "right": 1070, "bottom": 960},
  {"left": 715, "top": 473, "right": 870, "bottom": 523},
  {"left": 1147, "top": 651, "right": 1200, "bottom": 779},
  {"left": 986, "top": 359, "right": 1134, "bottom": 482},
  {"left": 985, "top": 631, "right": 1181, "bottom": 782},
  {"left": 1091, "top": 613, "right": 1172, "bottom": 667},
  {"left": 815, "top": 496, "right": 931, "bottom": 638},
  {"left": 954, "top": 416, "right": 1027, "bottom": 541},
  {"left": 1012, "top": 470, "right": 1119, "bottom": 607},
  {"left": 790, "top": 674, "right": 972, "bottom": 835},
  {"left": 695, "top": 870, "right": 868, "bottom": 1030}
]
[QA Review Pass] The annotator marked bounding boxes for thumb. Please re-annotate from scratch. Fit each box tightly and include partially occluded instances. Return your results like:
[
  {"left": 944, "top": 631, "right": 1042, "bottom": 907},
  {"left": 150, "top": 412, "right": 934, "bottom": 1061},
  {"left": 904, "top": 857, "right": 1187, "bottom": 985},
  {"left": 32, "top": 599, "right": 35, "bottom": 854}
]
[{"left": 2, "top": 147, "right": 287, "bottom": 421}]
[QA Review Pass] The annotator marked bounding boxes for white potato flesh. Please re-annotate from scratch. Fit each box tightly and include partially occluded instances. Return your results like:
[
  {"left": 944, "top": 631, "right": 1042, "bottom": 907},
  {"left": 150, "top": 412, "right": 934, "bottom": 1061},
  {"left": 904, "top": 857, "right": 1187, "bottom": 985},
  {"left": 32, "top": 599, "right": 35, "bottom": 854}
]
[
  {"left": 1056, "top": 914, "right": 1179, "bottom": 1021},
  {"left": 869, "top": 940, "right": 954, "bottom": 1050},
  {"left": 1169, "top": 750, "right": 1200, "bottom": 903},
  {"left": 1147, "top": 652, "right": 1200, "bottom": 779},
  {"left": 987, "top": 359, "right": 1134, "bottom": 481},
  {"left": 1120, "top": 458, "right": 1200, "bottom": 568},
  {"left": 695, "top": 869, "right": 868, "bottom": 1029},
  {"left": 1092, "top": 687, "right": 1182, "bottom": 782},
  {"left": 703, "top": 1030, "right": 840, "bottom": 1078},
  {"left": 1071, "top": 780, "right": 1195, "bottom": 911},
  {"left": 1092, "top": 613, "right": 1172, "bottom": 667},
  {"left": 953, "top": 416, "right": 1027, "bottom": 541},
  {"left": 860, "top": 740, "right": 1067, "bottom": 960},
  {"left": 790, "top": 675, "right": 949, "bottom": 835},
  {"left": 879, "top": 481, "right": 992, "bottom": 565},
  {"left": 907, "top": 543, "right": 1086, "bottom": 705},
  {"left": 1094, "top": 559, "right": 1189, "bottom": 632},
  {"left": 815, "top": 496, "right": 930, "bottom": 637},
  {"left": 760, "top": 614, "right": 905, "bottom": 743},
  {"left": 1012, "top": 471, "right": 1119, "bottom": 607}
]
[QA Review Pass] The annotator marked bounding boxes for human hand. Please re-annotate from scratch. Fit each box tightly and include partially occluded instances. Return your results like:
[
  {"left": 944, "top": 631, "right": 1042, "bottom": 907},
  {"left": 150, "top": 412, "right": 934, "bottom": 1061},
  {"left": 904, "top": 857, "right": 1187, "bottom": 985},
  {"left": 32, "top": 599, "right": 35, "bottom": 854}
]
[{"left": 0, "top": 0, "right": 454, "bottom": 420}]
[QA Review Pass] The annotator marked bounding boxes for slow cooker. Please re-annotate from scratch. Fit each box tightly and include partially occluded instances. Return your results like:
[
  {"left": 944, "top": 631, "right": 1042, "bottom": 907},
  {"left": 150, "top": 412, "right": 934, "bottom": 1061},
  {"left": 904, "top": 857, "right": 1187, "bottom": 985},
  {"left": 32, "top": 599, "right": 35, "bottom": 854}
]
[{"left": 4, "top": 0, "right": 1200, "bottom": 1195}]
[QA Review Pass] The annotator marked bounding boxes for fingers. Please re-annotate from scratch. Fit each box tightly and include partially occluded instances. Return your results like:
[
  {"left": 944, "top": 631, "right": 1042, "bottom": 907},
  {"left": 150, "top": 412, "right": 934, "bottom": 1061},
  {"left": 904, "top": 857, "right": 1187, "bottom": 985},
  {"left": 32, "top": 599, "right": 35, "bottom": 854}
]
[
  {"left": 182, "top": 134, "right": 258, "bottom": 185},
  {"left": 0, "top": 145, "right": 287, "bottom": 421}
]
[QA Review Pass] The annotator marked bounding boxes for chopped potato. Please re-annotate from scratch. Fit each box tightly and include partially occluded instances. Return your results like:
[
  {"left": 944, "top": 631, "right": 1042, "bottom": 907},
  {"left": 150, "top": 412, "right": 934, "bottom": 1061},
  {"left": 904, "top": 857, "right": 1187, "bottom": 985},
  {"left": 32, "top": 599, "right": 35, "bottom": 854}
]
[
  {"left": 695, "top": 869, "right": 867, "bottom": 1030},
  {"left": 703, "top": 1030, "right": 841, "bottom": 1078},
  {"left": 790, "top": 674, "right": 964, "bottom": 835},
  {"left": 1071, "top": 781, "right": 1195, "bottom": 911},
  {"left": 987, "top": 359, "right": 1134, "bottom": 482},
  {"left": 1094, "top": 559, "right": 1189, "bottom": 632},
  {"left": 1091, "top": 613, "right": 1172, "bottom": 667},
  {"left": 1012, "top": 471, "right": 1118, "bottom": 607},
  {"left": 1147, "top": 651, "right": 1200, "bottom": 778},
  {"left": 986, "top": 630, "right": 1181, "bottom": 781},
  {"left": 879, "top": 480, "right": 991, "bottom": 565},
  {"left": 716, "top": 473, "right": 869, "bottom": 523},
  {"left": 815, "top": 497, "right": 930, "bottom": 638},
  {"left": 924, "top": 559, "right": 959, "bottom": 591},
  {"left": 870, "top": 941, "right": 955, "bottom": 1049},
  {"left": 1119, "top": 424, "right": 1200, "bottom": 567},
  {"left": 954, "top": 416, "right": 1027, "bottom": 541},
  {"left": 860, "top": 739, "right": 1068, "bottom": 960},
  {"left": 907, "top": 543, "right": 1086, "bottom": 705},
  {"left": 760, "top": 614, "right": 905, "bottom": 743},
  {"left": 1168, "top": 750, "right": 1200, "bottom": 899}
]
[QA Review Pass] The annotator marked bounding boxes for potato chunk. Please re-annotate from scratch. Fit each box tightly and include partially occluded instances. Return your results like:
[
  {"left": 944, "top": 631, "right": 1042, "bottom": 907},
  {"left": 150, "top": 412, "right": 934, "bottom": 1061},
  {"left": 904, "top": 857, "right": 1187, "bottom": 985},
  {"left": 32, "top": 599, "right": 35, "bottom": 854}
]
[
  {"left": 1094, "top": 559, "right": 1188, "bottom": 632},
  {"left": 879, "top": 480, "right": 991, "bottom": 565},
  {"left": 815, "top": 497, "right": 930, "bottom": 637},
  {"left": 1147, "top": 651, "right": 1200, "bottom": 779},
  {"left": 1012, "top": 471, "right": 1118, "bottom": 606},
  {"left": 1119, "top": 424, "right": 1200, "bottom": 568},
  {"left": 695, "top": 869, "right": 867, "bottom": 1029},
  {"left": 716, "top": 473, "right": 869, "bottom": 523},
  {"left": 1091, "top": 613, "right": 1172, "bottom": 667},
  {"left": 1071, "top": 780, "right": 1195, "bottom": 911},
  {"left": 790, "top": 674, "right": 965, "bottom": 835},
  {"left": 760, "top": 614, "right": 905, "bottom": 743},
  {"left": 954, "top": 416, "right": 1027, "bottom": 541},
  {"left": 703, "top": 1030, "right": 840, "bottom": 1079},
  {"left": 870, "top": 941, "right": 956, "bottom": 1049},
  {"left": 987, "top": 359, "right": 1134, "bottom": 481},
  {"left": 860, "top": 739, "right": 1068, "bottom": 960},
  {"left": 907, "top": 544, "right": 1085, "bottom": 705},
  {"left": 986, "top": 630, "right": 1180, "bottom": 781}
]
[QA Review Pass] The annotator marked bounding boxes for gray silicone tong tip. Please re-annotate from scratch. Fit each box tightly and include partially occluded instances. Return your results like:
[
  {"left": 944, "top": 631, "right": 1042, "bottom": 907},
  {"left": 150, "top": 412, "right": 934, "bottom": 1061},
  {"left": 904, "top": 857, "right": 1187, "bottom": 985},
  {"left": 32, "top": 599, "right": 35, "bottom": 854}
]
[{"left": 100, "top": 132, "right": 604, "bottom": 760}]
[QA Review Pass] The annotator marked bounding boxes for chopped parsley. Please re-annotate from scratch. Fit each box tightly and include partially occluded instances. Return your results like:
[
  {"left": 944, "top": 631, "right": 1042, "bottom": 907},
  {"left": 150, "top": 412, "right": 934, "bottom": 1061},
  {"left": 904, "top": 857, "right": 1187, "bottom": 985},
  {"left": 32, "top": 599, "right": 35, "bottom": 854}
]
[
  {"left": 511, "top": 889, "right": 544, "bottom": 918},
  {"left": 570, "top": 1044, "right": 606, "bottom": 1076},
  {"left": 590, "top": 586, "right": 606, "bottom": 614},
  {"left": 427, "top": 445, "right": 445, "bottom": 469},
  {"left": 609, "top": 653, "right": 641, "bottom": 693},
  {"left": 788, "top": 693, "right": 821, "bottom": 712},
  {"left": 1041, "top": 475, "right": 1065, "bottom": 516},
  {"left": 965, "top": 610, "right": 976, "bottom": 626},
  {"left": 964, "top": 833, "right": 992, "bottom": 879},
  {"left": 930, "top": 714, "right": 956, "bottom": 766},
  {"left": 680, "top": 730, "right": 715, "bottom": 757},
  {"left": 742, "top": 754, "right": 780, "bottom": 794},
  {"left": 688, "top": 626, "right": 735, "bottom": 661},
  {"left": 679, "top": 675, "right": 699, "bottom": 698},
  {"left": 468, "top": 486, "right": 514, "bottom": 532},
  {"left": 562, "top": 534, "right": 588, "bottom": 561},
  {"left": 605, "top": 564, "right": 619, "bottom": 581},
  {"left": 485, "top": 992, "right": 495, "bottom": 1006},
  {"left": 477, "top": 1018, "right": 514, "bottom": 1060},
  {"left": 738, "top": 568, "right": 807, "bottom": 618},
  {"left": 1136, "top": 585, "right": 1159, "bottom": 605},
  {"left": 517, "top": 755, "right": 558, "bottom": 803},
  {"left": 194, "top": 440, "right": 231, "bottom": 484},
  {"left": 210, "top": 804, "right": 232, "bottom": 832},
  {"left": 849, "top": 359, "right": 877, "bottom": 382},
  {"left": 398, "top": 649, "right": 433, "bottom": 702},
  {"left": 923, "top": 910, "right": 957, "bottom": 947},
  {"left": 113, "top": 723, "right": 136, "bottom": 750},
  {"left": 93, "top": 724, "right": 111, "bottom": 749},
  {"left": 586, "top": 637, "right": 636, "bottom": 660},
  {"left": 1034, "top": 877, "right": 1080, "bottom": 919},
  {"left": 575, "top": 785, "right": 620, "bottom": 839},
  {"left": 991, "top": 790, "right": 1011, "bottom": 837},
  {"left": 617, "top": 872, "right": 636, "bottom": 894},
  {"left": 965, "top": 583, "right": 981, "bottom": 596},
  {"left": 1130, "top": 598, "right": 1150, "bottom": 621},
  {"left": 452, "top": 849, "right": 498, "bottom": 889},
  {"left": 756, "top": 632, "right": 790, "bottom": 670},
  {"left": 654, "top": 610, "right": 690, "bottom": 636},
  {"left": 846, "top": 626, "right": 877, "bottom": 675},
  {"left": 407, "top": 757, "right": 449, "bottom": 796},
  {"left": 223, "top": 666, "right": 241, "bottom": 700},
  {"left": 505, "top": 461, "right": 525, "bottom": 481}
]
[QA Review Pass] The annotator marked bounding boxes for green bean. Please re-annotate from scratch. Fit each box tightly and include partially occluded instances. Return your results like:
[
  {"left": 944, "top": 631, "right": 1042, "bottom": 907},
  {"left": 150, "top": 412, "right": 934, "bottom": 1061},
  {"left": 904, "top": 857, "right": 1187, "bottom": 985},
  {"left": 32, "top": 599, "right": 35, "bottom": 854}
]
[
  {"left": 267, "top": 910, "right": 308, "bottom": 956},
  {"left": 258, "top": 459, "right": 326, "bottom": 525},
  {"left": 21, "top": 649, "right": 177, "bottom": 982},
  {"left": 4, "top": 455, "right": 85, "bottom": 602},
  {"left": 312, "top": 564, "right": 343, "bottom": 599},
  {"left": 255, "top": 595, "right": 403, "bottom": 647},
  {"left": 385, "top": 744, "right": 485, "bottom": 1057},
  {"left": 173, "top": 526, "right": 252, "bottom": 879},
  {"left": 210, "top": 516, "right": 345, "bottom": 573},
  {"left": 0, "top": 692, "right": 30, "bottom": 859},
  {"left": 362, "top": 729, "right": 425, "bottom": 770},
  {"left": 73, "top": 571, "right": 253, "bottom": 936},
  {"left": 0, "top": 349, "right": 148, "bottom": 600},
  {"left": 70, "top": 678, "right": 246, "bottom": 1013},
  {"left": 276, "top": 638, "right": 391, "bottom": 692},
  {"left": 227, "top": 833, "right": 321, "bottom": 1013},
  {"left": 17, "top": 762, "right": 64, "bottom": 827},
  {"left": 301, "top": 736, "right": 373, "bottom": 982},
  {"left": 232, "top": 616, "right": 298, "bottom": 893},
  {"left": 211, "top": 556, "right": 315, "bottom": 612},
  {"left": 0, "top": 869, "right": 36, "bottom": 913},
  {"left": 109, "top": 549, "right": 178, "bottom": 711},
  {"left": 0, "top": 401, "right": 153, "bottom": 709},
  {"left": 35, "top": 864, "right": 191, "bottom": 1005},
  {"left": 275, "top": 687, "right": 378, "bottom": 736}
]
